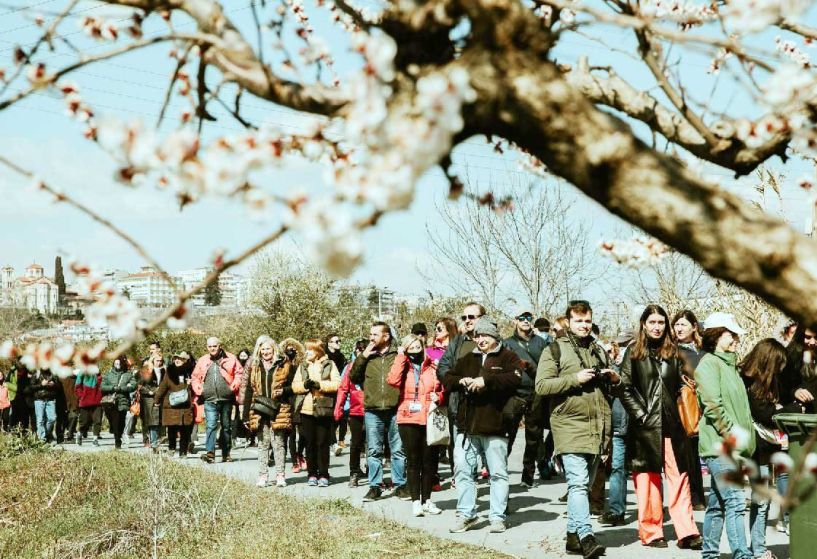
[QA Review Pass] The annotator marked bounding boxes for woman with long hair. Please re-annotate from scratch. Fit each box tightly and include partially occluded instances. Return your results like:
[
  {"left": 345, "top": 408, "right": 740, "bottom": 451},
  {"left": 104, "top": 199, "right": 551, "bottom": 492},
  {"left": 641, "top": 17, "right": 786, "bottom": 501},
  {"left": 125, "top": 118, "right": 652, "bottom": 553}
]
[
  {"left": 740, "top": 339, "right": 802, "bottom": 559},
  {"left": 427, "top": 317, "right": 458, "bottom": 362},
  {"left": 292, "top": 339, "right": 340, "bottom": 486},
  {"left": 671, "top": 309, "right": 706, "bottom": 510},
  {"left": 696, "top": 312, "right": 755, "bottom": 559},
  {"left": 619, "top": 304, "right": 701, "bottom": 549},
  {"left": 154, "top": 351, "right": 195, "bottom": 458},
  {"left": 138, "top": 356, "right": 163, "bottom": 452},
  {"left": 101, "top": 355, "right": 136, "bottom": 450}
]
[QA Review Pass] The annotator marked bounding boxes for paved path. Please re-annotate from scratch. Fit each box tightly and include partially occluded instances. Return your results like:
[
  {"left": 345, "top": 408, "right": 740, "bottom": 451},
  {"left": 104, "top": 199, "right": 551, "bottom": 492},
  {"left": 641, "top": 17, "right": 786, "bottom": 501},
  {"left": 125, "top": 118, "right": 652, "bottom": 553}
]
[{"left": 71, "top": 431, "right": 790, "bottom": 559}]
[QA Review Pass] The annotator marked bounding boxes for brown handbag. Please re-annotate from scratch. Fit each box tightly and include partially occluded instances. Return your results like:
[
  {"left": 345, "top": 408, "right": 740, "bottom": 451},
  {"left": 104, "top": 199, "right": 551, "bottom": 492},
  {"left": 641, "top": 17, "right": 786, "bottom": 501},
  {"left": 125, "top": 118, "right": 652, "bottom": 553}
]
[
  {"left": 677, "top": 374, "right": 701, "bottom": 436},
  {"left": 129, "top": 391, "right": 141, "bottom": 417}
]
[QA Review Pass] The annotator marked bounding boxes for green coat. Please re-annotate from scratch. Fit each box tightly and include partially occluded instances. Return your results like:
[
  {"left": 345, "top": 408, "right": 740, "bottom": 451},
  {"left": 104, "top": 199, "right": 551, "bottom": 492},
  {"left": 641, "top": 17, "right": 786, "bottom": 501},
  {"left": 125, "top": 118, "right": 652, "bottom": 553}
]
[
  {"left": 535, "top": 336, "right": 613, "bottom": 456},
  {"left": 695, "top": 352, "right": 756, "bottom": 459},
  {"left": 349, "top": 347, "right": 399, "bottom": 411},
  {"left": 101, "top": 369, "right": 136, "bottom": 412}
]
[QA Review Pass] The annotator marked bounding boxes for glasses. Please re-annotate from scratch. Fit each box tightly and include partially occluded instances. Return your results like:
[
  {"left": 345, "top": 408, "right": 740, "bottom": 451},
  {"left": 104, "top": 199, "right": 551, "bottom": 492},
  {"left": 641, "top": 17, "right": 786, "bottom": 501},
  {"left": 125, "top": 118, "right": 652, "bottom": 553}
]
[
  {"left": 516, "top": 314, "right": 534, "bottom": 322},
  {"left": 461, "top": 314, "right": 481, "bottom": 321}
]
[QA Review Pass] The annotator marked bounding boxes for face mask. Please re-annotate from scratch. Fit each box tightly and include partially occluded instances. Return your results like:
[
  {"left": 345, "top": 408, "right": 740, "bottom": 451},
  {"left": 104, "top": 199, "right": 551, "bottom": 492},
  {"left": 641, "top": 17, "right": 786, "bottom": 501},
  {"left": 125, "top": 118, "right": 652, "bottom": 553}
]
[{"left": 408, "top": 352, "right": 424, "bottom": 365}]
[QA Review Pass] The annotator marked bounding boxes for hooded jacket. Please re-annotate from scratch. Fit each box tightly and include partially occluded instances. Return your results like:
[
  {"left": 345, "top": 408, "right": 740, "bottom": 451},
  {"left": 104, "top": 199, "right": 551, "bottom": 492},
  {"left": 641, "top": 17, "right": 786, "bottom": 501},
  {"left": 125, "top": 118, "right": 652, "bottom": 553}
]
[
  {"left": 334, "top": 361, "right": 365, "bottom": 419},
  {"left": 75, "top": 372, "right": 103, "bottom": 408},
  {"left": 101, "top": 368, "right": 137, "bottom": 412},
  {"left": 504, "top": 331, "right": 547, "bottom": 397},
  {"left": 696, "top": 351, "right": 756, "bottom": 459},
  {"left": 191, "top": 350, "right": 244, "bottom": 400},
  {"left": 387, "top": 353, "right": 445, "bottom": 426},
  {"left": 349, "top": 345, "right": 400, "bottom": 411},
  {"left": 535, "top": 334, "right": 614, "bottom": 456}
]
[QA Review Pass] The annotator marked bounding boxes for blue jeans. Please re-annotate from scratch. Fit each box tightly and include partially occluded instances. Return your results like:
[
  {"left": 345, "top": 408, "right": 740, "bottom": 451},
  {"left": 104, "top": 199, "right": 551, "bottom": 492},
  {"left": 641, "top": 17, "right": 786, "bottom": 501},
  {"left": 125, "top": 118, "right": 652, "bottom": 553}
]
[
  {"left": 34, "top": 400, "right": 56, "bottom": 441},
  {"left": 704, "top": 457, "right": 752, "bottom": 559},
  {"left": 749, "top": 466, "right": 771, "bottom": 556},
  {"left": 204, "top": 400, "right": 233, "bottom": 456},
  {"left": 562, "top": 453, "right": 600, "bottom": 539},
  {"left": 454, "top": 433, "right": 509, "bottom": 522},
  {"left": 147, "top": 426, "right": 159, "bottom": 448},
  {"left": 364, "top": 409, "right": 406, "bottom": 487},
  {"left": 776, "top": 469, "right": 789, "bottom": 524},
  {"left": 607, "top": 436, "right": 627, "bottom": 516}
]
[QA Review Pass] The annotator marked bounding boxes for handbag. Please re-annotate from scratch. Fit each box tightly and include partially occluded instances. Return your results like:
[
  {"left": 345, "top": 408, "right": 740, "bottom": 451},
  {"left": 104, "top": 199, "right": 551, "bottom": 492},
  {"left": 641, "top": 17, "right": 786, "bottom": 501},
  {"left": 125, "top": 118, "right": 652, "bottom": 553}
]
[
  {"left": 251, "top": 395, "right": 280, "bottom": 418},
  {"left": 677, "top": 374, "right": 701, "bottom": 437},
  {"left": 129, "top": 391, "right": 140, "bottom": 416},
  {"left": 168, "top": 387, "right": 190, "bottom": 407},
  {"left": 426, "top": 402, "right": 450, "bottom": 446},
  {"left": 753, "top": 420, "right": 788, "bottom": 446},
  {"left": 100, "top": 393, "right": 116, "bottom": 406},
  {"left": 313, "top": 395, "right": 335, "bottom": 419}
]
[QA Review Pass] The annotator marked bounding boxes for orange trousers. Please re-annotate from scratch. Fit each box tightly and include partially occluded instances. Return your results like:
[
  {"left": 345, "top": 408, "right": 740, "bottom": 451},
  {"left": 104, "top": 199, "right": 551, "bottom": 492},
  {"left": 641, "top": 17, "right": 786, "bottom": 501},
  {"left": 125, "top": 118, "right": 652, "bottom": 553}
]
[{"left": 632, "top": 437, "right": 699, "bottom": 545}]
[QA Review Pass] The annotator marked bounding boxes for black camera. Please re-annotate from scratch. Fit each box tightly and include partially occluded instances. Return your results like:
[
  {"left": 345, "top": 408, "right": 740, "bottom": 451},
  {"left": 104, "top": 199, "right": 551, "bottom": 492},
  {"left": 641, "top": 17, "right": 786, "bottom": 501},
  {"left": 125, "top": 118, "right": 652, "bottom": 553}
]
[{"left": 591, "top": 367, "right": 607, "bottom": 379}]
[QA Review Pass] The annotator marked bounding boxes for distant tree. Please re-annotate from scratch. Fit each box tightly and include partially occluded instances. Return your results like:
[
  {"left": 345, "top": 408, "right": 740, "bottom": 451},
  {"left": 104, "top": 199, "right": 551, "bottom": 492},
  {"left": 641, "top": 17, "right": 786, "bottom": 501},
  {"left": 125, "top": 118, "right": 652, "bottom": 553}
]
[
  {"left": 204, "top": 274, "right": 222, "bottom": 306},
  {"left": 54, "top": 256, "right": 66, "bottom": 304}
]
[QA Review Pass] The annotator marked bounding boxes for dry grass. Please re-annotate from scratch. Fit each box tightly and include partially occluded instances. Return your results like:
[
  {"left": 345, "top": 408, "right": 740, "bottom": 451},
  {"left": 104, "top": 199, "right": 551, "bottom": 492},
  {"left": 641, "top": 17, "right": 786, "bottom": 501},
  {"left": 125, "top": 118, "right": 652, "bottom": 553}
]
[{"left": 0, "top": 434, "right": 507, "bottom": 559}]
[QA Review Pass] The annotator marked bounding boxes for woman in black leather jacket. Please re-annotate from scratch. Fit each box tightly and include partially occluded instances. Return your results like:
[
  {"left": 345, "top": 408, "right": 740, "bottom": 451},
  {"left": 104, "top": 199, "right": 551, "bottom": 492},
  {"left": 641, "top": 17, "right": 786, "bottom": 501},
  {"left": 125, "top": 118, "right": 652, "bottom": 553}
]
[{"left": 619, "top": 304, "right": 701, "bottom": 549}]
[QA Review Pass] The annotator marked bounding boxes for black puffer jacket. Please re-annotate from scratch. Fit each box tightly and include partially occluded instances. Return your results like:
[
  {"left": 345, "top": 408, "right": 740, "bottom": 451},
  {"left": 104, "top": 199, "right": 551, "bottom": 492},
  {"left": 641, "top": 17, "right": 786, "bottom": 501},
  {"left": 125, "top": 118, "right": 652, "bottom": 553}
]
[{"left": 618, "top": 346, "right": 689, "bottom": 474}]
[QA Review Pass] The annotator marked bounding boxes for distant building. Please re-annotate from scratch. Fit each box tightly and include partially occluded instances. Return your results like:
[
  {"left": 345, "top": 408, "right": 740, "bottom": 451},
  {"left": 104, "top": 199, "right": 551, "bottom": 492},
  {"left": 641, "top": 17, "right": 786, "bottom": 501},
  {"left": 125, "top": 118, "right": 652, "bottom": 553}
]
[
  {"left": 117, "top": 266, "right": 176, "bottom": 308},
  {"left": 0, "top": 263, "right": 59, "bottom": 314},
  {"left": 176, "top": 268, "right": 248, "bottom": 307}
]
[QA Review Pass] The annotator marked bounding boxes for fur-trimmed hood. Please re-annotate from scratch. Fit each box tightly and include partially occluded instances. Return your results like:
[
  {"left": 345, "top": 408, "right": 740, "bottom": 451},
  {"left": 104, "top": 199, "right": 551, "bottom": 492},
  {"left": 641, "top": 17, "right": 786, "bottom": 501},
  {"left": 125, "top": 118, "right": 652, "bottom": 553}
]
[{"left": 279, "top": 338, "right": 305, "bottom": 366}]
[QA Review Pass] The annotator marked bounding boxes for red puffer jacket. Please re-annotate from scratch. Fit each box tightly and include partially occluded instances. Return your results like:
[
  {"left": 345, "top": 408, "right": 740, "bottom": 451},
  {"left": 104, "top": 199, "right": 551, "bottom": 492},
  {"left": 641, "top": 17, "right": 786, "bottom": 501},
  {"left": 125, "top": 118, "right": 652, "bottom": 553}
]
[
  {"left": 334, "top": 362, "right": 364, "bottom": 420},
  {"left": 387, "top": 354, "right": 444, "bottom": 426},
  {"left": 74, "top": 373, "right": 103, "bottom": 408}
]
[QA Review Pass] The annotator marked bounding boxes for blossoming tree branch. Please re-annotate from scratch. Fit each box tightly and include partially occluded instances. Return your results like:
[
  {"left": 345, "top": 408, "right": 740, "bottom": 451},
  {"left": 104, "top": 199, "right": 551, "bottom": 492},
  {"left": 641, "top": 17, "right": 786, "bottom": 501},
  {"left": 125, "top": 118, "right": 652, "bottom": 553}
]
[{"left": 2, "top": 0, "right": 817, "bottom": 377}]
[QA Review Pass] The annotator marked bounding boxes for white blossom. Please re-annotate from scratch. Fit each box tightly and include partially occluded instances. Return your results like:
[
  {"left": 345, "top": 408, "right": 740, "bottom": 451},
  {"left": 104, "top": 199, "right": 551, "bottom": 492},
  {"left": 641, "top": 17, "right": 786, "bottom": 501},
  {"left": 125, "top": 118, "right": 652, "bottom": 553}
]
[
  {"left": 600, "top": 236, "right": 670, "bottom": 267},
  {"left": 724, "top": 0, "right": 810, "bottom": 34}
]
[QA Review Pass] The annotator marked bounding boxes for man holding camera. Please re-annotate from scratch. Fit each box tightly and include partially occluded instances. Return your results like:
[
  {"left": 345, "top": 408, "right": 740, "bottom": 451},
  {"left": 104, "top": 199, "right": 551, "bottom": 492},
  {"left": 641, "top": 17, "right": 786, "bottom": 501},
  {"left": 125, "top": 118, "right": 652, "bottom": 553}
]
[
  {"left": 536, "top": 300, "right": 619, "bottom": 559},
  {"left": 350, "top": 321, "right": 408, "bottom": 502}
]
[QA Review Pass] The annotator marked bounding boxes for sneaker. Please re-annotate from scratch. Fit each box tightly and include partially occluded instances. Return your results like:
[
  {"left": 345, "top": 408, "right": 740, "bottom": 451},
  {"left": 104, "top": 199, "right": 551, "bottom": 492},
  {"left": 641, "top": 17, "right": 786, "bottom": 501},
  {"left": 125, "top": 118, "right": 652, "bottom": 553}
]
[
  {"left": 256, "top": 475, "right": 268, "bottom": 488},
  {"left": 423, "top": 501, "right": 442, "bottom": 515},
  {"left": 645, "top": 539, "right": 667, "bottom": 548},
  {"left": 363, "top": 487, "right": 382, "bottom": 502},
  {"left": 449, "top": 516, "right": 477, "bottom": 533},
  {"left": 348, "top": 474, "right": 359, "bottom": 488},
  {"left": 677, "top": 535, "right": 702, "bottom": 550},
  {"left": 222, "top": 455, "right": 234, "bottom": 463},
  {"left": 307, "top": 477, "right": 318, "bottom": 487},
  {"left": 579, "top": 534, "right": 605, "bottom": 559},
  {"left": 777, "top": 519, "right": 789, "bottom": 535},
  {"left": 589, "top": 507, "right": 603, "bottom": 519},
  {"left": 559, "top": 492, "right": 568, "bottom": 503},
  {"left": 599, "top": 512, "right": 625, "bottom": 526},
  {"left": 299, "top": 456, "right": 307, "bottom": 470},
  {"left": 566, "top": 532, "right": 581, "bottom": 554},
  {"left": 755, "top": 551, "right": 778, "bottom": 559},
  {"left": 201, "top": 452, "right": 215, "bottom": 464},
  {"left": 412, "top": 500, "right": 424, "bottom": 517},
  {"left": 318, "top": 477, "right": 329, "bottom": 487},
  {"left": 394, "top": 485, "right": 411, "bottom": 501},
  {"left": 520, "top": 474, "right": 535, "bottom": 489},
  {"left": 114, "top": 441, "right": 122, "bottom": 450},
  {"left": 334, "top": 445, "right": 343, "bottom": 457},
  {"left": 276, "top": 474, "right": 286, "bottom": 488},
  {"left": 489, "top": 520, "right": 506, "bottom": 533},
  {"left": 188, "top": 442, "right": 197, "bottom": 454},
  {"left": 92, "top": 436, "right": 99, "bottom": 446},
  {"left": 292, "top": 463, "right": 302, "bottom": 474}
]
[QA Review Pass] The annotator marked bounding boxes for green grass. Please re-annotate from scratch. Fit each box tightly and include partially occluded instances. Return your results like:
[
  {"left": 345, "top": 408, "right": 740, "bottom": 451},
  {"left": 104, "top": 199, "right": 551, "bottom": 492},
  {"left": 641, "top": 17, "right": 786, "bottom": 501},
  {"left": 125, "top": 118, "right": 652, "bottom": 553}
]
[{"left": 0, "top": 434, "right": 507, "bottom": 559}]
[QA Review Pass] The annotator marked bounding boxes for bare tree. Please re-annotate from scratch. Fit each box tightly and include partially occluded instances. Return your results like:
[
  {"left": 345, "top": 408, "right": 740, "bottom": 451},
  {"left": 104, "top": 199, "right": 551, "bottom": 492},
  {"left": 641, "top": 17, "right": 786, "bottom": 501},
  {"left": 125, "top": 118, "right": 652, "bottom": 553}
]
[{"left": 427, "top": 174, "right": 597, "bottom": 316}]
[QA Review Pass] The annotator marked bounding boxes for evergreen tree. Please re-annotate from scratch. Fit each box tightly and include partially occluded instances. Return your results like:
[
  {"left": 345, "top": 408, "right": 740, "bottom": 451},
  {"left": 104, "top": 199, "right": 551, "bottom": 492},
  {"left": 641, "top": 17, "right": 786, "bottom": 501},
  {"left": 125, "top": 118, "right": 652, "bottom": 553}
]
[
  {"left": 54, "top": 256, "right": 66, "bottom": 304},
  {"left": 204, "top": 275, "right": 222, "bottom": 306}
]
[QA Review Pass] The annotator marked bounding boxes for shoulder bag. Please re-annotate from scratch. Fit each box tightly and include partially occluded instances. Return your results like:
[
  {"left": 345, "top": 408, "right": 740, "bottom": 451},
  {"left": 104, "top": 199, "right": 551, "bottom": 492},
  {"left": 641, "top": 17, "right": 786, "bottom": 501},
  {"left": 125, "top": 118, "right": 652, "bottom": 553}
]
[
  {"left": 168, "top": 387, "right": 190, "bottom": 407},
  {"left": 129, "top": 391, "right": 141, "bottom": 416},
  {"left": 677, "top": 374, "right": 701, "bottom": 437},
  {"left": 426, "top": 401, "right": 450, "bottom": 446}
]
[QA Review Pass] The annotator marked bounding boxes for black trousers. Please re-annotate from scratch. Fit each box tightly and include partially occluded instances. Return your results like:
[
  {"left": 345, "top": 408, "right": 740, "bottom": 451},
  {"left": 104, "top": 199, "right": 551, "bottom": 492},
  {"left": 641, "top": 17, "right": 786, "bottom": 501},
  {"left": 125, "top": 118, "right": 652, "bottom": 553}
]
[
  {"left": 168, "top": 425, "right": 191, "bottom": 453},
  {"left": 507, "top": 395, "right": 546, "bottom": 480},
  {"left": 688, "top": 435, "right": 706, "bottom": 506},
  {"left": 399, "top": 424, "right": 435, "bottom": 503},
  {"left": 104, "top": 407, "right": 127, "bottom": 444},
  {"left": 338, "top": 412, "right": 349, "bottom": 442},
  {"left": 79, "top": 406, "right": 103, "bottom": 437},
  {"left": 0, "top": 408, "right": 10, "bottom": 431},
  {"left": 10, "top": 401, "right": 35, "bottom": 433},
  {"left": 301, "top": 415, "right": 333, "bottom": 479},
  {"left": 348, "top": 415, "right": 365, "bottom": 476}
]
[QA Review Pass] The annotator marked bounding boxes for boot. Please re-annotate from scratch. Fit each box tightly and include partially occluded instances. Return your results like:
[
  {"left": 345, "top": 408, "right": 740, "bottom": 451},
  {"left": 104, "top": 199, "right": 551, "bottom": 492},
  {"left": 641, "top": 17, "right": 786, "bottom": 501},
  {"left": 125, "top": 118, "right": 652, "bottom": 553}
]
[
  {"left": 579, "top": 534, "right": 605, "bottom": 559},
  {"left": 565, "top": 532, "right": 581, "bottom": 554}
]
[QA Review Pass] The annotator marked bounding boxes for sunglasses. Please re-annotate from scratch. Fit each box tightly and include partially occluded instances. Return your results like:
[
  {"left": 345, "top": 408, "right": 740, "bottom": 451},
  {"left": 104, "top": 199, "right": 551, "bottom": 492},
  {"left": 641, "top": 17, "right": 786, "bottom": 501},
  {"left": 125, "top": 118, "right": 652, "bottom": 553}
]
[
  {"left": 461, "top": 314, "right": 480, "bottom": 321},
  {"left": 516, "top": 314, "right": 534, "bottom": 322}
]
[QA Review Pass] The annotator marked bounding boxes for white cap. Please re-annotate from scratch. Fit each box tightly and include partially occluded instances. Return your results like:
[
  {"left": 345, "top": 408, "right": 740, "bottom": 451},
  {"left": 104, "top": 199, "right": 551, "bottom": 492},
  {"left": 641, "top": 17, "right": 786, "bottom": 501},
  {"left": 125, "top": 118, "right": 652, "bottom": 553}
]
[
  {"left": 511, "top": 306, "right": 534, "bottom": 319},
  {"left": 703, "top": 312, "right": 746, "bottom": 336}
]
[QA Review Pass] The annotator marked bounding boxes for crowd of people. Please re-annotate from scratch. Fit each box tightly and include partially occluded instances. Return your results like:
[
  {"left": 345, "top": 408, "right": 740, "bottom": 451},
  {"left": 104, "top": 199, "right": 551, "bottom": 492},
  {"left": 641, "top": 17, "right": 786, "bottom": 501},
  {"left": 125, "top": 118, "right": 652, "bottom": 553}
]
[{"left": 2, "top": 299, "right": 813, "bottom": 559}]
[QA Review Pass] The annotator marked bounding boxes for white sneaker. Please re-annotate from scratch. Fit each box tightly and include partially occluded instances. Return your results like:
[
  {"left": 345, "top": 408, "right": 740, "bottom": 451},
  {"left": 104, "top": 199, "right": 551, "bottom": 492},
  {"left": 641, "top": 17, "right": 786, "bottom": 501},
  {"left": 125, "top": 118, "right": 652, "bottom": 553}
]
[
  {"left": 276, "top": 474, "right": 286, "bottom": 488},
  {"left": 412, "top": 500, "right": 424, "bottom": 517},
  {"left": 256, "top": 475, "right": 267, "bottom": 488},
  {"left": 423, "top": 501, "right": 442, "bottom": 515}
]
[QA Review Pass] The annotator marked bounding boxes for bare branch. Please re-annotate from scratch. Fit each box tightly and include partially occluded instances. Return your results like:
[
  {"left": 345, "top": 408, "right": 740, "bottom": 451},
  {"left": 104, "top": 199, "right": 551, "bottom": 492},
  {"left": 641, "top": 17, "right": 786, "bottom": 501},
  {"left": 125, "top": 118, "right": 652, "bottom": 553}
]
[{"left": 0, "top": 155, "right": 180, "bottom": 292}]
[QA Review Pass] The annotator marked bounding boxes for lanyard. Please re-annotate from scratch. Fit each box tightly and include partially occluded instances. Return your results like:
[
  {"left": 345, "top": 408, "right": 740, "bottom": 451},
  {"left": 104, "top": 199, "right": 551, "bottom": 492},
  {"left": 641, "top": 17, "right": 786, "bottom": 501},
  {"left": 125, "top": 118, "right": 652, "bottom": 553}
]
[{"left": 412, "top": 363, "right": 421, "bottom": 401}]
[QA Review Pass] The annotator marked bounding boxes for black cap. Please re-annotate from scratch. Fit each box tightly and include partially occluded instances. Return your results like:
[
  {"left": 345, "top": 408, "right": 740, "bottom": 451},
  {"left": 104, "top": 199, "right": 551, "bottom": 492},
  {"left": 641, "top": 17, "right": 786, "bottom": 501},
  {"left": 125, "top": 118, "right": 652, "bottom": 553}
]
[
  {"left": 411, "top": 322, "right": 428, "bottom": 336},
  {"left": 533, "top": 318, "right": 549, "bottom": 330}
]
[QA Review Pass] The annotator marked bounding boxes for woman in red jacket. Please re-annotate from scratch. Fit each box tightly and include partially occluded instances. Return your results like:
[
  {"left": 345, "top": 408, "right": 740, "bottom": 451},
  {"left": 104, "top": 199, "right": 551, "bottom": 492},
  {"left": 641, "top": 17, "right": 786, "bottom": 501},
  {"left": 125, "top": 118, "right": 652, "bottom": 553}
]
[
  {"left": 335, "top": 340, "right": 367, "bottom": 488},
  {"left": 387, "top": 335, "right": 445, "bottom": 517}
]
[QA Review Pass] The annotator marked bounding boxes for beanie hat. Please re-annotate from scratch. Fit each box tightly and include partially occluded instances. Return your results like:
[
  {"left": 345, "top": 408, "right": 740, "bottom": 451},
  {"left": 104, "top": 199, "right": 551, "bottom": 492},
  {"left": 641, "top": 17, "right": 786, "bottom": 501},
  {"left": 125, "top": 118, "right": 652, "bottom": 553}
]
[{"left": 474, "top": 317, "right": 500, "bottom": 340}]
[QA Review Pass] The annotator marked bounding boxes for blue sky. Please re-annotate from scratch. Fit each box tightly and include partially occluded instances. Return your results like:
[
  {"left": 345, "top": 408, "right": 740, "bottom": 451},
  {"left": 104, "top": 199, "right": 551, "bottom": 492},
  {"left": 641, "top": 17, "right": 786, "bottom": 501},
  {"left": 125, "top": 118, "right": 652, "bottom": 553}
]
[{"left": 0, "top": 1, "right": 814, "bottom": 301}]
